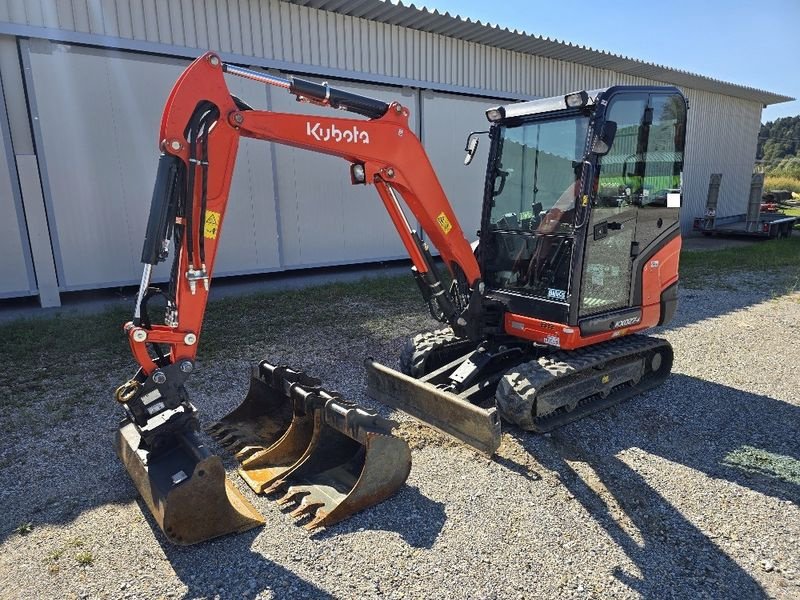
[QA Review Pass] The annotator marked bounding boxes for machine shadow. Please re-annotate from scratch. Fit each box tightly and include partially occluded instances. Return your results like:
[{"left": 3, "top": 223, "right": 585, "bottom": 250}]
[
  {"left": 508, "top": 373, "right": 799, "bottom": 598},
  {"left": 309, "top": 485, "right": 446, "bottom": 549},
  {"left": 657, "top": 284, "right": 793, "bottom": 332},
  {"left": 142, "top": 511, "right": 335, "bottom": 600},
  {"left": 140, "top": 485, "right": 443, "bottom": 597}
]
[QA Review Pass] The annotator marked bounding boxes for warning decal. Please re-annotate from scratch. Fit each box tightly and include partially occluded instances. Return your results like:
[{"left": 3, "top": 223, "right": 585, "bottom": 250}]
[
  {"left": 204, "top": 210, "right": 221, "bottom": 239},
  {"left": 436, "top": 212, "right": 453, "bottom": 235}
]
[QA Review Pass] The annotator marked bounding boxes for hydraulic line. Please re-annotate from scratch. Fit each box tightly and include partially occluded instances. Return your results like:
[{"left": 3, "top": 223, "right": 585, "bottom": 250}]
[{"left": 184, "top": 101, "right": 217, "bottom": 267}]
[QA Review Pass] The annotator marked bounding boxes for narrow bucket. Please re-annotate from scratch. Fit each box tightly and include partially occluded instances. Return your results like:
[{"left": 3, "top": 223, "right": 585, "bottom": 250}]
[
  {"left": 116, "top": 419, "right": 265, "bottom": 545},
  {"left": 264, "top": 397, "right": 412, "bottom": 530},
  {"left": 207, "top": 362, "right": 319, "bottom": 461},
  {"left": 237, "top": 410, "right": 315, "bottom": 493},
  {"left": 210, "top": 361, "right": 412, "bottom": 529}
]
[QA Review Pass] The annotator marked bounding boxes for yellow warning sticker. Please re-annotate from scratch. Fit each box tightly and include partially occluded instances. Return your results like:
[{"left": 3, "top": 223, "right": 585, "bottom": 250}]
[
  {"left": 204, "top": 210, "right": 221, "bottom": 239},
  {"left": 436, "top": 212, "right": 453, "bottom": 235}
]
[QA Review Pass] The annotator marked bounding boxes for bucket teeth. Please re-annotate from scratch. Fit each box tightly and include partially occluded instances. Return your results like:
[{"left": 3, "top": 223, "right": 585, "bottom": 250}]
[
  {"left": 206, "top": 422, "right": 230, "bottom": 435},
  {"left": 275, "top": 486, "right": 300, "bottom": 506},
  {"left": 212, "top": 361, "right": 412, "bottom": 531},
  {"left": 234, "top": 445, "right": 264, "bottom": 462},
  {"left": 217, "top": 432, "right": 244, "bottom": 448},
  {"left": 289, "top": 496, "right": 325, "bottom": 520}
]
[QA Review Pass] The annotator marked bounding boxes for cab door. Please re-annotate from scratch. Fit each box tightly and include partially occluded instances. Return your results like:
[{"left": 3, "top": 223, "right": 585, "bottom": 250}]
[{"left": 578, "top": 90, "right": 686, "bottom": 319}]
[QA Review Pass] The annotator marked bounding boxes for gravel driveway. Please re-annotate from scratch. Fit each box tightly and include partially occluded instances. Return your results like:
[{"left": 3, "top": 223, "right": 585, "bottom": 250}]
[{"left": 1, "top": 272, "right": 798, "bottom": 599}]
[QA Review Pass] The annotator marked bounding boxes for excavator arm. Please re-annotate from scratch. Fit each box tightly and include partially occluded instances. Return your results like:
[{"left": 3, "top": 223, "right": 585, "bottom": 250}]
[
  {"left": 113, "top": 52, "right": 486, "bottom": 545},
  {"left": 126, "top": 52, "right": 481, "bottom": 379}
]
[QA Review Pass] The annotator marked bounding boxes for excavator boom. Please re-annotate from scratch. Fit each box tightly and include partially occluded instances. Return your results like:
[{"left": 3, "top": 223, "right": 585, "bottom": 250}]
[{"left": 115, "top": 52, "right": 484, "bottom": 545}]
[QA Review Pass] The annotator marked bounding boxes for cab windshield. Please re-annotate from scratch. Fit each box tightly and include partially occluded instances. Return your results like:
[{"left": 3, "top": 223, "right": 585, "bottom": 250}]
[{"left": 490, "top": 115, "right": 590, "bottom": 233}]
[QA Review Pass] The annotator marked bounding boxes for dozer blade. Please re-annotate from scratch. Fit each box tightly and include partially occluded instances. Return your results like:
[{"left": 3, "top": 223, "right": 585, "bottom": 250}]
[
  {"left": 115, "top": 419, "right": 265, "bottom": 545},
  {"left": 264, "top": 397, "right": 412, "bottom": 530},
  {"left": 207, "top": 362, "right": 320, "bottom": 461},
  {"left": 365, "top": 359, "right": 502, "bottom": 456}
]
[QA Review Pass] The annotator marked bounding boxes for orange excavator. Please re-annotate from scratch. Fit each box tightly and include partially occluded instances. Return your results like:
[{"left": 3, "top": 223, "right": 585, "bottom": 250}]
[{"left": 114, "top": 52, "right": 687, "bottom": 545}]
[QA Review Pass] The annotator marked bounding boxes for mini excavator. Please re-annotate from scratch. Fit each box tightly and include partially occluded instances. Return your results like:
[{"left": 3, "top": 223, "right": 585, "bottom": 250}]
[{"left": 114, "top": 52, "right": 687, "bottom": 544}]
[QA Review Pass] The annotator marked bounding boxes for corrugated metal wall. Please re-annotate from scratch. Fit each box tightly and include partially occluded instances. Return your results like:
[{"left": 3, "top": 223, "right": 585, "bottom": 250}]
[{"left": 0, "top": 0, "right": 765, "bottom": 302}]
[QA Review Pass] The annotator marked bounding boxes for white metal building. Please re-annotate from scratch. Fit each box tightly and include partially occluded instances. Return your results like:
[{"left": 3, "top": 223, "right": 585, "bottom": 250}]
[{"left": 0, "top": 0, "right": 791, "bottom": 307}]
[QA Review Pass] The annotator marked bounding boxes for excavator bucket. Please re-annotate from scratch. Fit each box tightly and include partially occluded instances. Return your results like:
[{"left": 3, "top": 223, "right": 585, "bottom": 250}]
[
  {"left": 211, "top": 362, "right": 412, "bottom": 529},
  {"left": 265, "top": 397, "right": 412, "bottom": 530},
  {"left": 206, "top": 362, "right": 308, "bottom": 461},
  {"left": 115, "top": 418, "right": 265, "bottom": 545}
]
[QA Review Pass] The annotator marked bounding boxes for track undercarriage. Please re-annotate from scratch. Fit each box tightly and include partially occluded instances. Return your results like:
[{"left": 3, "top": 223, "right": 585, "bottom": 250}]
[{"left": 367, "top": 328, "right": 673, "bottom": 453}]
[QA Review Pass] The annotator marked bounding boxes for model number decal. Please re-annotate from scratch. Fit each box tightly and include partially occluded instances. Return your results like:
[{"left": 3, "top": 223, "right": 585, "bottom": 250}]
[{"left": 613, "top": 316, "right": 641, "bottom": 328}]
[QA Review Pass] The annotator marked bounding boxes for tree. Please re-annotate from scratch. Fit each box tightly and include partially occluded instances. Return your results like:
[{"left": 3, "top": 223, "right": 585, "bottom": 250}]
[{"left": 757, "top": 115, "right": 800, "bottom": 175}]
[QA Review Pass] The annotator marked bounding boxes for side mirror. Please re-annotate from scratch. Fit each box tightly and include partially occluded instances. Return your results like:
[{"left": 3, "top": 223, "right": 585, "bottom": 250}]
[
  {"left": 592, "top": 120, "right": 617, "bottom": 156},
  {"left": 463, "top": 131, "right": 487, "bottom": 165},
  {"left": 464, "top": 137, "right": 480, "bottom": 165}
]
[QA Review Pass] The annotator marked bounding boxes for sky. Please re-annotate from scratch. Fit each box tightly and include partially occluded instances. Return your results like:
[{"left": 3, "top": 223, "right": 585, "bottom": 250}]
[{"left": 415, "top": 0, "right": 799, "bottom": 124}]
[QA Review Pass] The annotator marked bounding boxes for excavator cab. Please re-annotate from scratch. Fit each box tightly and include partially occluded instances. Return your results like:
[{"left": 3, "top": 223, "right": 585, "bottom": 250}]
[{"left": 480, "top": 87, "right": 687, "bottom": 331}]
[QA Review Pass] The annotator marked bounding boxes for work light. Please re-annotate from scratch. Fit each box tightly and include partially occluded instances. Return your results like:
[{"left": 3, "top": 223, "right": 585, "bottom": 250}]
[
  {"left": 564, "top": 91, "right": 589, "bottom": 108},
  {"left": 485, "top": 106, "right": 505, "bottom": 122}
]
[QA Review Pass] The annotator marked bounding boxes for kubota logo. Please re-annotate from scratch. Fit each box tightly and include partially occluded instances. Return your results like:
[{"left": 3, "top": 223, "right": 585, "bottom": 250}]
[{"left": 306, "top": 122, "right": 370, "bottom": 144}]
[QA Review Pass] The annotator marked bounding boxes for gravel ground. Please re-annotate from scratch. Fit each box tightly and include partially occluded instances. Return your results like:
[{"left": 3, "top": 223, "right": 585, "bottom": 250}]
[{"left": 0, "top": 272, "right": 798, "bottom": 599}]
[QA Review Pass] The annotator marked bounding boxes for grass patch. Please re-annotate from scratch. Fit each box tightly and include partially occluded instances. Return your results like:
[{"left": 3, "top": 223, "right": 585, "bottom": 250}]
[
  {"left": 75, "top": 550, "right": 93, "bottom": 566},
  {"left": 0, "top": 275, "right": 422, "bottom": 409},
  {"left": 200, "top": 275, "right": 419, "bottom": 356},
  {"left": 723, "top": 445, "right": 800, "bottom": 485},
  {"left": 48, "top": 548, "right": 65, "bottom": 561},
  {"left": 680, "top": 237, "right": 800, "bottom": 289},
  {"left": 783, "top": 205, "right": 800, "bottom": 230},
  {"left": 0, "top": 305, "right": 131, "bottom": 407},
  {"left": 14, "top": 522, "right": 33, "bottom": 535}
]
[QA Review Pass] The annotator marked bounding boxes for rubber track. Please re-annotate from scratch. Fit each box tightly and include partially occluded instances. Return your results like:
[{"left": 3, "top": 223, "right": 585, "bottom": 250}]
[
  {"left": 496, "top": 334, "right": 673, "bottom": 432},
  {"left": 399, "top": 327, "right": 474, "bottom": 378}
]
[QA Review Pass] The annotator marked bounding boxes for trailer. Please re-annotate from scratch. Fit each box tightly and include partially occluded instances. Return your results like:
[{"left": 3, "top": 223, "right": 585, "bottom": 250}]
[
  {"left": 693, "top": 173, "right": 797, "bottom": 239},
  {"left": 694, "top": 212, "right": 796, "bottom": 238}
]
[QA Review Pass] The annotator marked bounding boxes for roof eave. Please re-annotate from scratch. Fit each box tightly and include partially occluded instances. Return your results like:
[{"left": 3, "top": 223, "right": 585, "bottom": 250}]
[{"left": 288, "top": 0, "right": 794, "bottom": 106}]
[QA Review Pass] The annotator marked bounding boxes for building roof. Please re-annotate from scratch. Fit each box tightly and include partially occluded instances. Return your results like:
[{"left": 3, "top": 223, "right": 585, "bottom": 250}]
[{"left": 288, "top": 0, "right": 793, "bottom": 106}]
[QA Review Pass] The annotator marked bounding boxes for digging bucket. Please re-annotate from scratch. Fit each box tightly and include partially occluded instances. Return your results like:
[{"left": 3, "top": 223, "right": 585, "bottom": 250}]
[
  {"left": 265, "top": 396, "right": 412, "bottom": 530},
  {"left": 206, "top": 362, "right": 320, "bottom": 461},
  {"left": 116, "top": 418, "right": 265, "bottom": 545},
  {"left": 228, "top": 362, "right": 412, "bottom": 529}
]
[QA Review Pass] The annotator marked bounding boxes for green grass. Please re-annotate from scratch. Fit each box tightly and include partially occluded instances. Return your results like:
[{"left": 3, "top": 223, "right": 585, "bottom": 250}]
[
  {"left": 14, "top": 522, "right": 33, "bottom": 535},
  {"left": 723, "top": 445, "right": 800, "bottom": 485},
  {"left": 681, "top": 237, "right": 800, "bottom": 289},
  {"left": 199, "top": 275, "right": 419, "bottom": 356},
  {"left": 1, "top": 244, "right": 797, "bottom": 407},
  {"left": 783, "top": 206, "right": 800, "bottom": 230},
  {"left": 0, "top": 275, "right": 422, "bottom": 409}
]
